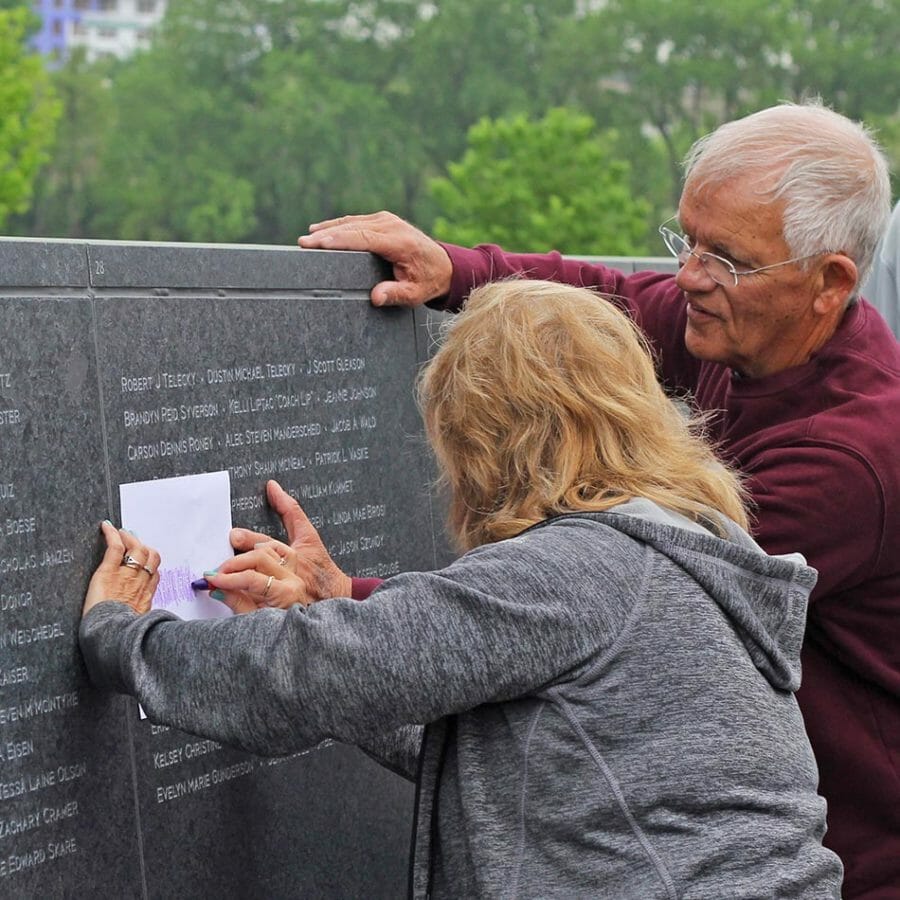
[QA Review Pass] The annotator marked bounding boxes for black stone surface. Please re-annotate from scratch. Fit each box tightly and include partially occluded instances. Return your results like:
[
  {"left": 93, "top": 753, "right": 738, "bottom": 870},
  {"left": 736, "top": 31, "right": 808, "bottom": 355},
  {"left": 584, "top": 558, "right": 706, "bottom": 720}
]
[
  {"left": 0, "top": 295, "right": 142, "bottom": 897},
  {"left": 412, "top": 306, "right": 455, "bottom": 570},
  {"left": 0, "top": 241, "right": 446, "bottom": 899}
]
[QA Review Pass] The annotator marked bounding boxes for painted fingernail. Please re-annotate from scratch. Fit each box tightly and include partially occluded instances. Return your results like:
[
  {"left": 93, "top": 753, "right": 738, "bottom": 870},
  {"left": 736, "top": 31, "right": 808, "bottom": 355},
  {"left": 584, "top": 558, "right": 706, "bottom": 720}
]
[
  {"left": 203, "top": 570, "right": 218, "bottom": 577},
  {"left": 210, "top": 590, "right": 226, "bottom": 601}
]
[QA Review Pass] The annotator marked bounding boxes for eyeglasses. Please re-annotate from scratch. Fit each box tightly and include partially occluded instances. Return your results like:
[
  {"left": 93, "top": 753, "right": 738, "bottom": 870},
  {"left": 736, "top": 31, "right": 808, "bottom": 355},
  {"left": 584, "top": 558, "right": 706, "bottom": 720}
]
[{"left": 658, "top": 218, "right": 824, "bottom": 287}]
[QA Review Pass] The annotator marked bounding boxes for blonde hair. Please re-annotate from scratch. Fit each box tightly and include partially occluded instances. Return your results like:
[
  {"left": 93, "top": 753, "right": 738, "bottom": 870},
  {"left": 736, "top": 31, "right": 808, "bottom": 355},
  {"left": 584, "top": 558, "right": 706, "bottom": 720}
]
[{"left": 418, "top": 280, "right": 749, "bottom": 551}]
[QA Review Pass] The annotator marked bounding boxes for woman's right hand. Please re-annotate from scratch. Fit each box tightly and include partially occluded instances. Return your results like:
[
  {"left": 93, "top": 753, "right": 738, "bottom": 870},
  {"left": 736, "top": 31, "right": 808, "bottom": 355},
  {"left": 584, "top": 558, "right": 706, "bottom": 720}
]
[
  {"left": 211, "top": 480, "right": 351, "bottom": 610},
  {"left": 205, "top": 541, "right": 311, "bottom": 611}
]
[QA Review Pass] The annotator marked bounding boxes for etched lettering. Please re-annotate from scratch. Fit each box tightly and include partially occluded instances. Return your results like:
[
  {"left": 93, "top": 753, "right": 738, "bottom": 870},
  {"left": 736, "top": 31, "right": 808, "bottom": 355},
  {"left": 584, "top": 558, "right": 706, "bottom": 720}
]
[
  {"left": 0, "top": 593, "right": 31, "bottom": 611},
  {"left": 123, "top": 408, "right": 160, "bottom": 428},
  {"left": 0, "top": 554, "right": 37, "bottom": 574},
  {"left": 127, "top": 442, "right": 160, "bottom": 461},
  {"left": 206, "top": 366, "right": 265, "bottom": 384},
  {"left": 0, "top": 691, "right": 78, "bottom": 724},
  {"left": 265, "top": 363, "right": 296, "bottom": 378},
  {"left": 0, "top": 844, "right": 46, "bottom": 877},
  {"left": 153, "top": 747, "right": 184, "bottom": 769},
  {"left": 306, "top": 358, "right": 335, "bottom": 375},
  {"left": 40, "top": 548, "right": 74, "bottom": 567},
  {"left": 2, "top": 739, "right": 33, "bottom": 760},
  {"left": 120, "top": 375, "right": 155, "bottom": 393},
  {"left": 46, "top": 837, "right": 77, "bottom": 859},
  {"left": 0, "top": 811, "right": 40, "bottom": 840},
  {"left": 298, "top": 479, "right": 354, "bottom": 500},
  {"left": 0, "top": 667, "right": 29, "bottom": 688},
  {"left": 42, "top": 800, "right": 78, "bottom": 825},
  {"left": 160, "top": 371, "right": 198, "bottom": 389},
  {"left": 4, "top": 517, "right": 35, "bottom": 535}
]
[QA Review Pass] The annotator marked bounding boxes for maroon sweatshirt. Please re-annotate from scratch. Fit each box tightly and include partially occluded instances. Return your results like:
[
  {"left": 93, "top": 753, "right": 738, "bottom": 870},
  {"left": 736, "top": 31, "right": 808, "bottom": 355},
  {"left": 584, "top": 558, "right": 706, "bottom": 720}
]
[{"left": 416, "top": 244, "right": 898, "bottom": 898}]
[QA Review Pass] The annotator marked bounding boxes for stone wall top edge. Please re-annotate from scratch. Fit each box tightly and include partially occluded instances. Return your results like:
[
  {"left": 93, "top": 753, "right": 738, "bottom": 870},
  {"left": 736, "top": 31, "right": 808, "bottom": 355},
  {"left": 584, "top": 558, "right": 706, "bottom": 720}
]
[
  {"left": 0, "top": 237, "right": 675, "bottom": 289},
  {"left": 0, "top": 238, "right": 392, "bottom": 290}
]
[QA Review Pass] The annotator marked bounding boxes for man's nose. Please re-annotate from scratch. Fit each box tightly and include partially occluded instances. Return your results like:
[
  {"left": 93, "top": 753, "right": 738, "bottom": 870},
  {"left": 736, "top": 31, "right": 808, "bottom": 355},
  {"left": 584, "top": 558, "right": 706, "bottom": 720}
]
[{"left": 675, "top": 252, "right": 716, "bottom": 293}]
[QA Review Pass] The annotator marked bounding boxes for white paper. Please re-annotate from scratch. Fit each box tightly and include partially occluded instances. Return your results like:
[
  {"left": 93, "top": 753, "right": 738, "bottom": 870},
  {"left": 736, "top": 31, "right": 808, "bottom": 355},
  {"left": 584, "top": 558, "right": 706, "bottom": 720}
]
[{"left": 119, "top": 470, "right": 233, "bottom": 622}]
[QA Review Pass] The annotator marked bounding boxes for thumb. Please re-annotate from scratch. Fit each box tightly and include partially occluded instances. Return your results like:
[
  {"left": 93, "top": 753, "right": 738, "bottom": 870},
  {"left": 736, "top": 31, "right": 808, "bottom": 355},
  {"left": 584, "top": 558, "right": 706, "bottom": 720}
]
[
  {"left": 99, "top": 521, "right": 126, "bottom": 569},
  {"left": 266, "top": 480, "right": 317, "bottom": 545},
  {"left": 229, "top": 527, "right": 269, "bottom": 552},
  {"left": 371, "top": 280, "right": 427, "bottom": 308}
]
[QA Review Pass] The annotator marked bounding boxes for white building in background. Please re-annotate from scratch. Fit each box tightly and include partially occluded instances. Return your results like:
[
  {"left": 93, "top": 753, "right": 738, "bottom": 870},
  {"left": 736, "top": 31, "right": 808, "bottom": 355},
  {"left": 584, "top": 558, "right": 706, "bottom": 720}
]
[{"left": 64, "top": 0, "right": 168, "bottom": 62}]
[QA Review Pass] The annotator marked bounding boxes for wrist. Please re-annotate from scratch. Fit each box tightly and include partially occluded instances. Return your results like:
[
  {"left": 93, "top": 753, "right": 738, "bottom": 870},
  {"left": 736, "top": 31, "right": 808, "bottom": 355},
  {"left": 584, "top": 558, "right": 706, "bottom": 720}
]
[{"left": 335, "top": 571, "right": 352, "bottom": 599}]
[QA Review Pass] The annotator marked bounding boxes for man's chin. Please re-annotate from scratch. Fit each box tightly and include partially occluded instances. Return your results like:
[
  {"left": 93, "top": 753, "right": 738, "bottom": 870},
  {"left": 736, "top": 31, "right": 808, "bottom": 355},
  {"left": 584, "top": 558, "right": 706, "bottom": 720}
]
[{"left": 684, "top": 327, "right": 727, "bottom": 366}]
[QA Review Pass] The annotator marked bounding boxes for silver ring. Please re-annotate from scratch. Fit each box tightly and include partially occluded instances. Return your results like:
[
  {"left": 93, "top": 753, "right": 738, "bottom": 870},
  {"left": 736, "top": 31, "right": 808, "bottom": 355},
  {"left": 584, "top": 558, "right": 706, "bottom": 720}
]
[
  {"left": 122, "top": 555, "right": 142, "bottom": 570},
  {"left": 142, "top": 565, "right": 155, "bottom": 577},
  {"left": 278, "top": 556, "right": 288, "bottom": 568},
  {"left": 262, "top": 574, "right": 274, "bottom": 598}
]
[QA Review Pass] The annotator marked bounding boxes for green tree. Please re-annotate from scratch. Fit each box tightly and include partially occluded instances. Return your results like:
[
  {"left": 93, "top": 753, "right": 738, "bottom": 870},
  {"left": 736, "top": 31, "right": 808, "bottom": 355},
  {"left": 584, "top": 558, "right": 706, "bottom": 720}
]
[
  {"left": 243, "top": 50, "right": 413, "bottom": 242},
  {"left": 391, "top": 0, "right": 578, "bottom": 222},
  {"left": 545, "top": 0, "right": 900, "bottom": 210},
  {"left": 10, "top": 49, "right": 114, "bottom": 238},
  {"left": 0, "top": 6, "right": 60, "bottom": 227},
  {"left": 547, "top": 0, "right": 795, "bottom": 208},
  {"left": 784, "top": 1, "right": 900, "bottom": 121},
  {"left": 430, "top": 108, "right": 650, "bottom": 255},
  {"left": 69, "top": 0, "right": 426, "bottom": 242},
  {"left": 15, "top": 0, "right": 900, "bottom": 243},
  {"left": 87, "top": 26, "right": 258, "bottom": 242}
]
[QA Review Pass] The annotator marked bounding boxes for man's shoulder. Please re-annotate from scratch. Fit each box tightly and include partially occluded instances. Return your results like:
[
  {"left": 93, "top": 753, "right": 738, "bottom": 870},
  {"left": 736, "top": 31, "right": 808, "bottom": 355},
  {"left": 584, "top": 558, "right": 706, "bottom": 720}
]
[
  {"left": 812, "top": 305, "right": 900, "bottom": 447},
  {"left": 829, "top": 299, "right": 900, "bottom": 372}
]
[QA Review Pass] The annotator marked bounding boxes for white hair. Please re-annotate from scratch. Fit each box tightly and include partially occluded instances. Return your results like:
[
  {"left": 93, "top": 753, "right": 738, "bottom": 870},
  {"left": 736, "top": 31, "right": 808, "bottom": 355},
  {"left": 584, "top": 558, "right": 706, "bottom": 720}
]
[{"left": 683, "top": 101, "right": 892, "bottom": 293}]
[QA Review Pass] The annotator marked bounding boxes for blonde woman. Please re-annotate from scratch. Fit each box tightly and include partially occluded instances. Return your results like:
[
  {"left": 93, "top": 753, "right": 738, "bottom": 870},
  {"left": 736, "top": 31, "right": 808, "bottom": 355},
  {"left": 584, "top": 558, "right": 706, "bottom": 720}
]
[{"left": 82, "top": 281, "right": 842, "bottom": 897}]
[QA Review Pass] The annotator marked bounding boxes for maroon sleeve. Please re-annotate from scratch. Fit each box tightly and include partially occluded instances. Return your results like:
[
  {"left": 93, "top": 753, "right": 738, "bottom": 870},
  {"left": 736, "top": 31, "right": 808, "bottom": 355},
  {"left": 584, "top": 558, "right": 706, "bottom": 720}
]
[
  {"left": 437, "top": 242, "right": 701, "bottom": 394},
  {"left": 747, "top": 442, "right": 900, "bottom": 716},
  {"left": 350, "top": 577, "right": 383, "bottom": 601},
  {"left": 745, "top": 444, "right": 883, "bottom": 601},
  {"left": 438, "top": 243, "right": 630, "bottom": 311}
]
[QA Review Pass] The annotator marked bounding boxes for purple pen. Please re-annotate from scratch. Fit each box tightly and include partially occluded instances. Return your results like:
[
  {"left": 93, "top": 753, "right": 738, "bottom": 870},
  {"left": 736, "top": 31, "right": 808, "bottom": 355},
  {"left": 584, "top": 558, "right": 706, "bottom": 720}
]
[{"left": 190, "top": 578, "right": 209, "bottom": 591}]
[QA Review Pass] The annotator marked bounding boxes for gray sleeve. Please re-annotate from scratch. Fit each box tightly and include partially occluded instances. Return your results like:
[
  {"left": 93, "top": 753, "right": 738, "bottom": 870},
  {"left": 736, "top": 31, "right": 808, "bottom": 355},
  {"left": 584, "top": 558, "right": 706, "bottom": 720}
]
[
  {"left": 355, "top": 725, "right": 424, "bottom": 781},
  {"left": 79, "top": 523, "right": 638, "bottom": 757}
]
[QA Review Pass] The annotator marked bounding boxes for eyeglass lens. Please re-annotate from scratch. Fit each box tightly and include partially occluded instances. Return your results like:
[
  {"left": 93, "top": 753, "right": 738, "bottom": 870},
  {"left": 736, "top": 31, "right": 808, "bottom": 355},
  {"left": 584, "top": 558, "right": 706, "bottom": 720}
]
[{"left": 662, "top": 228, "right": 734, "bottom": 287}]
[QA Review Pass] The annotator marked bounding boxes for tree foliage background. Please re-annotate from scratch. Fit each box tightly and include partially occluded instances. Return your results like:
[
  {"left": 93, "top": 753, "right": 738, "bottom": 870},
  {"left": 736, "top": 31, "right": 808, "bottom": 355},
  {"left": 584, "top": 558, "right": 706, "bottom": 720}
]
[
  {"left": 9, "top": 0, "right": 900, "bottom": 254},
  {"left": 0, "top": 5, "right": 59, "bottom": 228},
  {"left": 430, "top": 109, "right": 650, "bottom": 254}
]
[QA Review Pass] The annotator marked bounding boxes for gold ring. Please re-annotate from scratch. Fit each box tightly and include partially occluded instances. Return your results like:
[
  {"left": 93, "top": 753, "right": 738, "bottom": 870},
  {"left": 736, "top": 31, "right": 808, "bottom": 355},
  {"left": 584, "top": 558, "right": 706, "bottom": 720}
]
[
  {"left": 142, "top": 565, "right": 155, "bottom": 577},
  {"left": 122, "top": 555, "right": 142, "bottom": 570},
  {"left": 262, "top": 574, "right": 274, "bottom": 598}
]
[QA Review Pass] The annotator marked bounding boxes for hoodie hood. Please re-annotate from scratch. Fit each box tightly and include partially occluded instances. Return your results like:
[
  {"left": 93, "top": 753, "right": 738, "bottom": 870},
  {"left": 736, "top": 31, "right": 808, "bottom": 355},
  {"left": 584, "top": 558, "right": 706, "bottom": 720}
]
[{"left": 584, "top": 499, "right": 817, "bottom": 692}]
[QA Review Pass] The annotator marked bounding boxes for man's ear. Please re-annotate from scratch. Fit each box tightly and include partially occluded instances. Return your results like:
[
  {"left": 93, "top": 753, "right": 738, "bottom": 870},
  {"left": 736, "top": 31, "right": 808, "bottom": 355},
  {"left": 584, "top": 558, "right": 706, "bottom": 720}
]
[{"left": 814, "top": 254, "right": 858, "bottom": 315}]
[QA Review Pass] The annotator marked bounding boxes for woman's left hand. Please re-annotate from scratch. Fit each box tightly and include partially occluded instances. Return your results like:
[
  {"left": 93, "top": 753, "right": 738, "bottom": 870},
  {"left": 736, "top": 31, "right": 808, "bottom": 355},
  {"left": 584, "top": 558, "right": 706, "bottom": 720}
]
[
  {"left": 206, "top": 542, "right": 311, "bottom": 612},
  {"left": 83, "top": 521, "right": 161, "bottom": 618}
]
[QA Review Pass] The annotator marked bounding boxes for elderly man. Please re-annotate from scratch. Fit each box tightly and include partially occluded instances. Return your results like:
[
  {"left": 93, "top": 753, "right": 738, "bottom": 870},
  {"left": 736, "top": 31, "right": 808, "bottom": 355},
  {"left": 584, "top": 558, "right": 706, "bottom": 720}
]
[{"left": 288, "top": 103, "right": 899, "bottom": 896}]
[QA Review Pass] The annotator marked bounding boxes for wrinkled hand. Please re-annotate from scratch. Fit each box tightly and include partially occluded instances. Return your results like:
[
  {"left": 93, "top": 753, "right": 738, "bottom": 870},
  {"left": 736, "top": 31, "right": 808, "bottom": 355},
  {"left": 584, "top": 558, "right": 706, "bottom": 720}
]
[
  {"left": 83, "top": 521, "right": 161, "bottom": 618},
  {"left": 205, "top": 542, "right": 310, "bottom": 612},
  {"left": 298, "top": 211, "right": 453, "bottom": 308},
  {"left": 217, "top": 480, "right": 351, "bottom": 608}
]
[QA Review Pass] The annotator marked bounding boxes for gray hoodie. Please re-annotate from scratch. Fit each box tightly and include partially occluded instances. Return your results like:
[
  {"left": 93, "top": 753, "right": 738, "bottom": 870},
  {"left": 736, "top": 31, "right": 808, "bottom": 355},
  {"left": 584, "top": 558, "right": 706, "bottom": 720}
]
[{"left": 80, "top": 500, "right": 843, "bottom": 898}]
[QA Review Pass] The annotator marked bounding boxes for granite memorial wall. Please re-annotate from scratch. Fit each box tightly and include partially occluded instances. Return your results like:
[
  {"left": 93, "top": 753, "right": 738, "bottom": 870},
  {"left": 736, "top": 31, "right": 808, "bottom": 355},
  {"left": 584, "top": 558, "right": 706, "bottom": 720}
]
[{"left": 0, "top": 239, "right": 453, "bottom": 899}]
